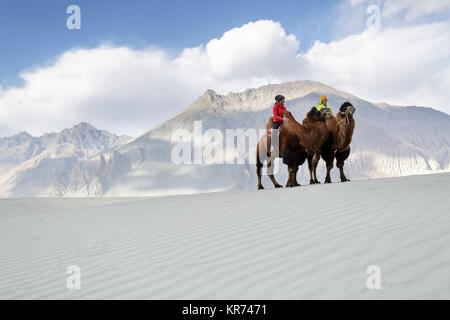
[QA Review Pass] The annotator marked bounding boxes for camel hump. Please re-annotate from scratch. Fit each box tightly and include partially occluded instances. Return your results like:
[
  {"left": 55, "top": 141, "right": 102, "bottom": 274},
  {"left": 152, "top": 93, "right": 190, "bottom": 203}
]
[
  {"left": 306, "top": 107, "right": 319, "bottom": 119},
  {"left": 266, "top": 116, "right": 274, "bottom": 130},
  {"left": 282, "top": 110, "right": 294, "bottom": 120}
]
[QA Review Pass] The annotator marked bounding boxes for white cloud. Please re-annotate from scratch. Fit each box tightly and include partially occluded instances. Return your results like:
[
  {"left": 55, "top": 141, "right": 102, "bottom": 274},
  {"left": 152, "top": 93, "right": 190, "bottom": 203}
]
[
  {"left": 383, "top": 0, "right": 450, "bottom": 21},
  {"left": 0, "top": 19, "right": 449, "bottom": 137},
  {"left": 204, "top": 20, "right": 300, "bottom": 80},
  {"left": 350, "top": 0, "right": 370, "bottom": 5},
  {"left": 0, "top": 20, "right": 300, "bottom": 137},
  {"left": 351, "top": 0, "right": 450, "bottom": 22},
  {"left": 300, "top": 22, "right": 450, "bottom": 108}
]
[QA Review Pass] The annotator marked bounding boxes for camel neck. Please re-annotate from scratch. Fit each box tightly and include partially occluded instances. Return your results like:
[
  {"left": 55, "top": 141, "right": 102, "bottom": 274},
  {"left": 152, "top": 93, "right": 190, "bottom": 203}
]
[{"left": 334, "top": 116, "right": 354, "bottom": 151}]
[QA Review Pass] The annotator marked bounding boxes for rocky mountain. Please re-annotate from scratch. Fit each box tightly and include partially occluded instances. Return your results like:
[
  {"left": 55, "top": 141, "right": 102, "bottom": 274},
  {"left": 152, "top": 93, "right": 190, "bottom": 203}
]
[
  {"left": 0, "top": 80, "right": 449, "bottom": 197},
  {"left": 0, "top": 123, "right": 132, "bottom": 196}
]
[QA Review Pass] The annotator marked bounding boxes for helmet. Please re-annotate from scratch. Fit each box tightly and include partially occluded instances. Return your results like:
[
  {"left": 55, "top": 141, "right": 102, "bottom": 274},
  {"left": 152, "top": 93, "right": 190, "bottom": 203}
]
[
  {"left": 275, "top": 95, "right": 285, "bottom": 102},
  {"left": 320, "top": 96, "right": 328, "bottom": 103}
]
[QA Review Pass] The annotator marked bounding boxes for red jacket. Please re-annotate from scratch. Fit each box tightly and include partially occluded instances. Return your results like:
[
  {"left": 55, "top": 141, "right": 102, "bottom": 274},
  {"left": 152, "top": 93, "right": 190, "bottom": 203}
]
[{"left": 273, "top": 103, "right": 286, "bottom": 122}]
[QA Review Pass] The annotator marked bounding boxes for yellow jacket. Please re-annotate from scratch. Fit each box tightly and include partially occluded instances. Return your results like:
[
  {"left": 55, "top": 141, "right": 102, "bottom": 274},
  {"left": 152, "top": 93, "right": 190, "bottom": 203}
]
[{"left": 318, "top": 103, "right": 333, "bottom": 115}]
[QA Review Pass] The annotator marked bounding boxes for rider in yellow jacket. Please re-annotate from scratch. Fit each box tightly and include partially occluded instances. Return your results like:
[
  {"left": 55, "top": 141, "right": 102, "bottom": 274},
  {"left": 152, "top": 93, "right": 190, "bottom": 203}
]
[{"left": 318, "top": 96, "right": 333, "bottom": 115}]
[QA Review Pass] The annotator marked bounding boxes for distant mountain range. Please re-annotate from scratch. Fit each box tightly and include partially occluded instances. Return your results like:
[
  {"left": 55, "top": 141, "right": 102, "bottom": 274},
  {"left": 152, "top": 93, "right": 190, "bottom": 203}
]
[
  {"left": 0, "top": 123, "right": 132, "bottom": 196},
  {"left": 1, "top": 80, "right": 449, "bottom": 197}
]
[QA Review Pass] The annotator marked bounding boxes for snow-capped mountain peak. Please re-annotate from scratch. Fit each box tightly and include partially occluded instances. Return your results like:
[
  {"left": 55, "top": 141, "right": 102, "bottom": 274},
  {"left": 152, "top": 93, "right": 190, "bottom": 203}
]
[{"left": 183, "top": 80, "right": 358, "bottom": 115}]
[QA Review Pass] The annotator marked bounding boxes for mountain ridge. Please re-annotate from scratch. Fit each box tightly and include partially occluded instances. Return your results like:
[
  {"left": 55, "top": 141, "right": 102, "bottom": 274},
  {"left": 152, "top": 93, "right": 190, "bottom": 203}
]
[
  {"left": 0, "top": 80, "right": 449, "bottom": 197},
  {"left": 0, "top": 123, "right": 133, "bottom": 195}
]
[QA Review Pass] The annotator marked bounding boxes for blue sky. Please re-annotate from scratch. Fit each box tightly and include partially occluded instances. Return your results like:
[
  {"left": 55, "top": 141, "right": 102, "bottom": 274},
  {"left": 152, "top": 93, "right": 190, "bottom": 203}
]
[
  {"left": 0, "top": 0, "right": 352, "bottom": 87},
  {"left": 0, "top": 0, "right": 449, "bottom": 136}
]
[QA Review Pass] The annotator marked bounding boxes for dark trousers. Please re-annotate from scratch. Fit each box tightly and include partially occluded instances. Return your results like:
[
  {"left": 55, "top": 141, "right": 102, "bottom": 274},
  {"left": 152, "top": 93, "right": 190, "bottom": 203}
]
[{"left": 273, "top": 121, "right": 282, "bottom": 129}]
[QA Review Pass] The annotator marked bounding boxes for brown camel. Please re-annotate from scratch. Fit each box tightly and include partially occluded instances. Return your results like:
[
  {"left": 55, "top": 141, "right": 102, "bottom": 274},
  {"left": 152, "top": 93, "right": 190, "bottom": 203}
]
[
  {"left": 309, "top": 101, "right": 356, "bottom": 184},
  {"left": 256, "top": 107, "right": 330, "bottom": 189},
  {"left": 302, "top": 107, "right": 333, "bottom": 184}
]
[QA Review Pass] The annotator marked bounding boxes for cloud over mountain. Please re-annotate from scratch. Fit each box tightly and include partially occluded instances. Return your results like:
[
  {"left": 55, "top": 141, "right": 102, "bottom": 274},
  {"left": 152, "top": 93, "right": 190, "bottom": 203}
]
[{"left": 0, "top": 17, "right": 449, "bottom": 137}]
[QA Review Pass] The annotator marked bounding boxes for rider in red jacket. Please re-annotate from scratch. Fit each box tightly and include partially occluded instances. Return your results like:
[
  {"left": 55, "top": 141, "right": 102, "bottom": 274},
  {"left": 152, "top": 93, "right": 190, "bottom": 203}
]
[
  {"left": 270, "top": 95, "right": 286, "bottom": 156},
  {"left": 273, "top": 95, "right": 286, "bottom": 129}
]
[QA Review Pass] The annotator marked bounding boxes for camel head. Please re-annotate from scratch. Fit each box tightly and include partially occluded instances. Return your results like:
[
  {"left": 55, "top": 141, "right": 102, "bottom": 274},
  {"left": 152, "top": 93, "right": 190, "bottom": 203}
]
[
  {"left": 340, "top": 102, "right": 356, "bottom": 118},
  {"left": 306, "top": 107, "right": 327, "bottom": 122}
]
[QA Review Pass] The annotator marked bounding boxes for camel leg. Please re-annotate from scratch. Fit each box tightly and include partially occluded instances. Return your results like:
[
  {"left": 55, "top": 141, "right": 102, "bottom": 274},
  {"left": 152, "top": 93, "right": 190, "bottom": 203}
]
[
  {"left": 286, "top": 165, "right": 294, "bottom": 188},
  {"left": 337, "top": 161, "right": 350, "bottom": 182},
  {"left": 268, "top": 160, "right": 283, "bottom": 188},
  {"left": 256, "top": 145, "right": 265, "bottom": 190},
  {"left": 257, "top": 174, "right": 263, "bottom": 190},
  {"left": 307, "top": 155, "right": 315, "bottom": 185},
  {"left": 257, "top": 161, "right": 264, "bottom": 190},
  {"left": 324, "top": 160, "right": 333, "bottom": 184},
  {"left": 293, "top": 165, "right": 301, "bottom": 187},
  {"left": 312, "top": 153, "right": 321, "bottom": 184},
  {"left": 336, "top": 149, "right": 351, "bottom": 182},
  {"left": 290, "top": 154, "right": 300, "bottom": 187}
]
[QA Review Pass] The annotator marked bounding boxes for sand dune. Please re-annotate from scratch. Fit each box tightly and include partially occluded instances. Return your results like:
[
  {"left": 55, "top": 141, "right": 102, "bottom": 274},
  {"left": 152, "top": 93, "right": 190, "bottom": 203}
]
[{"left": 0, "top": 173, "right": 449, "bottom": 299}]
